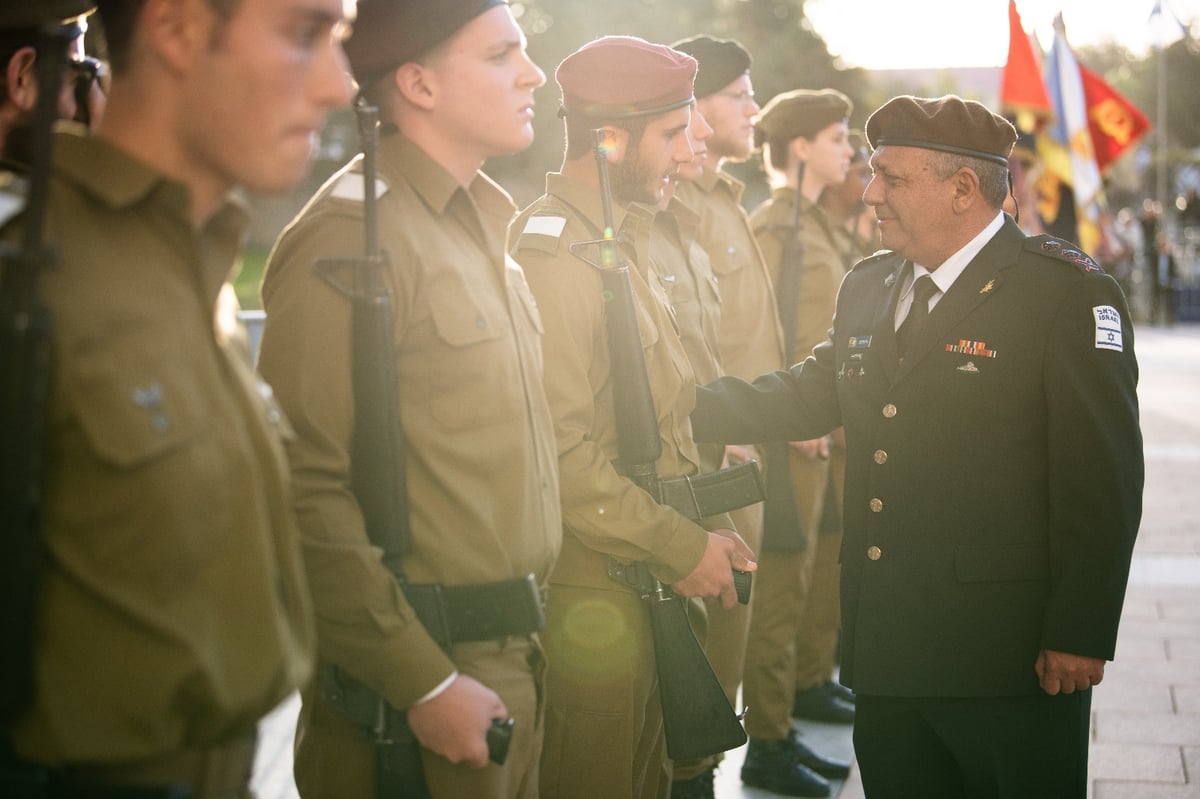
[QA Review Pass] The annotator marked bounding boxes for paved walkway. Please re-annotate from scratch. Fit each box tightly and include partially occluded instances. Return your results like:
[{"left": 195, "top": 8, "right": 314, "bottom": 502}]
[{"left": 250, "top": 322, "right": 1200, "bottom": 799}]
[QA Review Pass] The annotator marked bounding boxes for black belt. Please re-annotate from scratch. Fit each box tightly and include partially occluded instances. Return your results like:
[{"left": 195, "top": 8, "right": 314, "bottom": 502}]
[
  {"left": 404, "top": 574, "right": 545, "bottom": 650},
  {"left": 656, "top": 460, "right": 764, "bottom": 521}
]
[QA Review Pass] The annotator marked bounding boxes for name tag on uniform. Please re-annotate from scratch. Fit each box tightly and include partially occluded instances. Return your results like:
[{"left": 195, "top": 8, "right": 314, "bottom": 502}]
[
  {"left": 848, "top": 335, "right": 873, "bottom": 349},
  {"left": 1093, "top": 305, "right": 1123, "bottom": 352}
]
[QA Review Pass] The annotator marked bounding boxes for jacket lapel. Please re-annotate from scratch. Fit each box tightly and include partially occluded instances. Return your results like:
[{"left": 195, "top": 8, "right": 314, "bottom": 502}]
[
  {"left": 875, "top": 260, "right": 909, "bottom": 386},
  {"left": 893, "top": 218, "right": 1023, "bottom": 383}
]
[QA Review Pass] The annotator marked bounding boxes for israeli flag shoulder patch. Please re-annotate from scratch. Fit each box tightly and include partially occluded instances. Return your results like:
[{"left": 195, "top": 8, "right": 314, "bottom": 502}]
[{"left": 1093, "top": 305, "right": 1123, "bottom": 352}]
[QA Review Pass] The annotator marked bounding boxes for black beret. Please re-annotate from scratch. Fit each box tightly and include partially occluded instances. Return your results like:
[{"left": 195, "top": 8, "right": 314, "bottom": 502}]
[
  {"left": 344, "top": 0, "right": 507, "bottom": 88},
  {"left": 670, "top": 35, "right": 751, "bottom": 99},
  {"left": 754, "top": 89, "right": 852, "bottom": 149},
  {"left": 865, "top": 94, "right": 1017, "bottom": 166},
  {"left": 0, "top": 1, "right": 94, "bottom": 28},
  {"left": 557, "top": 36, "right": 696, "bottom": 121}
]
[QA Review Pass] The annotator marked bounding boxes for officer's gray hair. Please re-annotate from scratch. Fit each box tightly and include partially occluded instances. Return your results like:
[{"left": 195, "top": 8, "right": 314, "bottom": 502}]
[{"left": 926, "top": 150, "right": 1009, "bottom": 208}]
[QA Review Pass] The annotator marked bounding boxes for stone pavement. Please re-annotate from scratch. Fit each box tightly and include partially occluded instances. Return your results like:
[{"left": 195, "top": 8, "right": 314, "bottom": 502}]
[{"left": 250, "top": 323, "right": 1200, "bottom": 799}]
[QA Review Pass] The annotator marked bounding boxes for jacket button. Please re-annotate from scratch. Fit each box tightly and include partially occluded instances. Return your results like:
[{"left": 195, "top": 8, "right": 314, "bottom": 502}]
[
  {"left": 873, "top": 449, "right": 888, "bottom": 464},
  {"left": 869, "top": 498, "right": 883, "bottom": 513},
  {"left": 882, "top": 403, "right": 897, "bottom": 418},
  {"left": 867, "top": 546, "right": 882, "bottom": 561}
]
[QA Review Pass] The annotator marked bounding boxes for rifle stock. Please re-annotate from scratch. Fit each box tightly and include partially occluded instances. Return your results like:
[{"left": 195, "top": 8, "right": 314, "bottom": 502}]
[{"left": 0, "top": 21, "right": 70, "bottom": 727}]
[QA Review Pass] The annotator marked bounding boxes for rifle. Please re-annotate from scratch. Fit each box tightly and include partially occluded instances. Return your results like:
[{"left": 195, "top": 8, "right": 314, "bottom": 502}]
[
  {"left": 760, "top": 161, "right": 808, "bottom": 552},
  {"left": 315, "top": 102, "right": 511, "bottom": 798},
  {"left": 574, "top": 128, "right": 748, "bottom": 761},
  {"left": 0, "top": 19, "right": 70, "bottom": 728}
]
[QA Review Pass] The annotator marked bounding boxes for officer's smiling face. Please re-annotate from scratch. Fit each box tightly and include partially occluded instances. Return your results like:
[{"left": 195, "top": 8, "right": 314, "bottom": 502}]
[{"left": 864, "top": 145, "right": 958, "bottom": 266}]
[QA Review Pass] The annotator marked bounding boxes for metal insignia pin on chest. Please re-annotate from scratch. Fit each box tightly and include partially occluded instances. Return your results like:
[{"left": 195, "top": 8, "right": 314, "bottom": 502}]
[{"left": 979, "top": 279, "right": 996, "bottom": 295}]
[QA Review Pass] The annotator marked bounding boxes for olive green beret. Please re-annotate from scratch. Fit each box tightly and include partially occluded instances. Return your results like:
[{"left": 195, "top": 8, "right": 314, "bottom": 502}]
[
  {"left": 671, "top": 35, "right": 751, "bottom": 99},
  {"left": 865, "top": 94, "right": 1016, "bottom": 166},
  {"left": 754, "top": 89, "right": 852, "bottom": 148},
  {"left": 0, "top": 1, "right": 95, "bottom": 28},
  {"left": 344, "top": 0, "right": 507, "bottom": 88}
]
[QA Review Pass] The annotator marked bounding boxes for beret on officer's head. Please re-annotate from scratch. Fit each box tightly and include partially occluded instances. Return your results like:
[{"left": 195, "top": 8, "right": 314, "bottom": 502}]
[
  {"left": 556, "top": 36, "right": 697, "bottom": 121},
  {"left": 0, "top": 1, "right": 95, "bottom": 28},
  {"left": 753, "top": 88, "right": 852, "bottom": 148},
  {"left": 865, "top": 94, "right": 1017, "bottom": 166},
  {"left": 344, "top": 0, "right": 508, "bottom": 88},
  {"left": 670, "top": 35, "right": 751, "bottom": 99}
]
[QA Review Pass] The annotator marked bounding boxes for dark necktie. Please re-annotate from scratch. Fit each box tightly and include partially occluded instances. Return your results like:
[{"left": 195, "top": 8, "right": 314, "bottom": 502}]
[{"left": 896, "top": 274, "right": 938, "bottom": 362}]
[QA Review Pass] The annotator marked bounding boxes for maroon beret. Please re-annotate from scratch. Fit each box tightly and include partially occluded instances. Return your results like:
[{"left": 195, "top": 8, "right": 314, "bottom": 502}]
[
  {"left": 0, "top": 1, "right": 94, "bottom": 28},
  {"left": 671, "top": 35, "right": 751, "bottom": 99},
  {"left": 754, "top": 88, "right": 852, "bottom": 148},
  {"left": 556, "top": 36, "right": 697, "bottom": 121},
  {"left": 866, "top": 94, "right": 1016, "bottom": 166},
  {"left": 344, "top": 0, "right": 507, "bottom": 88}
]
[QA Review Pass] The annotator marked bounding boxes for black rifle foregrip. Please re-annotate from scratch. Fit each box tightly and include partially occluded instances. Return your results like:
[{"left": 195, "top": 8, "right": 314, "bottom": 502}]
[
  {"left": 734, "top": 570, "right": 752, "bottom": 605},
  {"left": 487, "top": 717, "right": 514, "bottom": 765}
]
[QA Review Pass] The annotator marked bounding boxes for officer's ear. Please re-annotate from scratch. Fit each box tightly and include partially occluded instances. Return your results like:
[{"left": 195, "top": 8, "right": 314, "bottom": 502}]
[
  {"left": 5, "top": 48, "right": 38, "bottom": 112},
  {"left": 949, "top": 166, "right": 982, "bottom": 214}
]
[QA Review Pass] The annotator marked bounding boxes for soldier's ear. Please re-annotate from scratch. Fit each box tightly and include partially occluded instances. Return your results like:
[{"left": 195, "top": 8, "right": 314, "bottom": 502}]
[
  {"left": 393, "top": 62, "right": 435, "bottom": 111},
  {"left": 142, "top": 0, "right": 212, "bottom": 77},
  {"left": 950, "top": 166, "right": 982, "bottom": 213},
  {"left": 600, "top": 126, "right": 630, "bottom": 164},
  {"left": 5, "top": 48, "right": 37, "bottom": 112}
]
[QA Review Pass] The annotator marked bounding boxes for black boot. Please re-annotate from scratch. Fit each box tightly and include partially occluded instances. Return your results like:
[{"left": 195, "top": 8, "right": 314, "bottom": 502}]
[
  {"left": 670, "top": 767, "right": 714, "bottom": 799},
  {"left": 787, "top": 729, "right": 851, "bottom": 779},
  {"left": 740, "top": 737, "right": 831, "bottom": 798},
  {"left": 791, "top": 682, "right": 855, "bottom": 724}
]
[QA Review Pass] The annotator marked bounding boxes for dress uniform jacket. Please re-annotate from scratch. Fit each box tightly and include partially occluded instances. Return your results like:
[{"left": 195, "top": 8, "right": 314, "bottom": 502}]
[
  {"left": 258, "top": 134, "right": 561, "bottom": 796},
  {"left": 691, "top": 217, "right": 1143, "bottom": 698},
  {"left": 4, "top": 131, "right": 314, "bottom": 763}
]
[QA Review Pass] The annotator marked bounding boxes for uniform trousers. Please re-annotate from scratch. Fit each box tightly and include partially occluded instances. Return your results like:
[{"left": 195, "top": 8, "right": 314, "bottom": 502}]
[
  {"left": 295, "top": 636, "right": 544, "bottom": 799},
  {"left": 742, "top": 449, "right": 828, "bottom": 739},
  {"left": 539, "top": 585, "right": 667, "bottom": 799},
  {"left": 854, "top": 690, "right": 1091, "bottom": 799}
]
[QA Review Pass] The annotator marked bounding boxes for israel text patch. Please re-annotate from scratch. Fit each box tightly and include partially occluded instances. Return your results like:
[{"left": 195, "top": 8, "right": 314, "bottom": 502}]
[{"left": 1093, "top": 305, "right": 1123, "bottom": 352}]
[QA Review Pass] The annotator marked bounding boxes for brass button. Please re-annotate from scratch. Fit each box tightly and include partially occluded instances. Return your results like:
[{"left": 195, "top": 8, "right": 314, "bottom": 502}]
[
  {"left": 867, "top": 545, "right": 882, "bottom": 561},
  {"left": 882, "top": 403, "right": 897, "bottom": 418},
  {"left": 873, "top": 449, "right": 888, "bottom": 465},
  {"left": 869, "top": 498, "right": 883, "bottom": 513}
]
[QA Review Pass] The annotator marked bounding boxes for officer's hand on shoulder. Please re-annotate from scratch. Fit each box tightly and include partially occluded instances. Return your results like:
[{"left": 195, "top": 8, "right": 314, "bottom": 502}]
[{"left": 407, "top": 674, "right": 507, "bottom": 769}]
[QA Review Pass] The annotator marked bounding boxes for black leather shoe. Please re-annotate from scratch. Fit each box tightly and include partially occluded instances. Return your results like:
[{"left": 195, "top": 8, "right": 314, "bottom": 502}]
[
  {"left": 791, "top": 683, "right": 855, "bottom": 724},
  {"left": 788, "top": 730, "right": 851, "bottom": 780},
  {"left": 741, "top": 737, "right": 831, "bottom": 798},
  {"left": 670, "top": 767, "right": 714, "bottom": 799}
]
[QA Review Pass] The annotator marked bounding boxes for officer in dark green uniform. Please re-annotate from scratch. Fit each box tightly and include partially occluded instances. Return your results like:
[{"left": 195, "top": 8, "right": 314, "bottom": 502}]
[{"left": 691, "top": 94, "right": 1143, "bottom": 799}]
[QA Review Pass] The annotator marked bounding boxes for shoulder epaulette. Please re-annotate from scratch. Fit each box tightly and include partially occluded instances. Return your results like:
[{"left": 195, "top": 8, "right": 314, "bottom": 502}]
[
  {"left": 849, "top": 248, "right": 899, "bottom": 272},
  {"left": 328, "top": 171, "right": 389, "bottom": 203},
  {"left": 0, "top": 171, "right": 29, "bottom": 230},
  {"left": 1025, "top": 235, "right": 1103, "bottom": 274},
  {"left": 514, "top": 214, "right": 567, "bottom": 256}
]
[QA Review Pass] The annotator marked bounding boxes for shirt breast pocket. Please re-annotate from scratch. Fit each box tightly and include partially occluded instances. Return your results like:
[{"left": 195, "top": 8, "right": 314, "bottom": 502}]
[{"left": 426, "top": 290, "right": 509, "bottom": 430}]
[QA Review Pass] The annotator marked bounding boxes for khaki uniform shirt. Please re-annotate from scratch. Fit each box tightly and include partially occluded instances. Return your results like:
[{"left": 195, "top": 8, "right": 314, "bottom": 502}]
[
  {"left": 258, "top": 134, "right": 561, "bottom": 708},
  {"left": 677, "top": 171, "right": 786, "bottom": 380},
  {"left": 653, "top": 198, "right": 725, "bottom": 472},
  {"left": 752, "top": 186, "right": 846, "bottom": 362},
  {"left": 510, "top": 172, "right": 730, "bottom": 591},
  {"left": 4, "top": 131, "right": 314, "bottom": 763}
]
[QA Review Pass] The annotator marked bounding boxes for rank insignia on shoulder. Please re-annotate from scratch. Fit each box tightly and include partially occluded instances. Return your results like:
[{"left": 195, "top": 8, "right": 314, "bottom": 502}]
[
  {"left": 515, "top": 215, "right": 567, "bottom": 256},
  {"left": 330, "top": 173, "right": 389, "bottom": 202},
  {"left": 1093, "top": 305, "right": 1123, "bottom": 352},
  {"left": 1030, "top": 236, "right": 1101, "bottom": 273}
]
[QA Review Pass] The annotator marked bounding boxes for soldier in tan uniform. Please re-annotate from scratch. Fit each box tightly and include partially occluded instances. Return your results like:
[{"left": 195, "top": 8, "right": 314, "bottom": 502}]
[
  {"left": 509, "top": 36, "right": 756, "bottom": 799},
  {"left": 665, "top": 35, "right": 780, "bottom": 799},
  {"left": 256, "top": 2, "right": 561, "bottom": 798},
  {"left": 0, "top": 1, "right": 352, "bottom": 797},
  {"left": 737, "top": 89, "right": 857, "bottom": 797},
  {"left": 0, "top": 2, "right": 106, "bottom": 170}
]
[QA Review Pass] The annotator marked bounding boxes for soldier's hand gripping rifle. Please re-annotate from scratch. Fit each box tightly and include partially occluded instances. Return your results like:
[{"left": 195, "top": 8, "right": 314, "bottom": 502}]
[
  {"left": 760, "top": 161, "right": 807, "bottom": 552},
  {"left": 574, "top": 128, "right": 748, "bottom": 761},
  {"left": 0, "top": 19, "right": 70, "bottom": 727}
]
